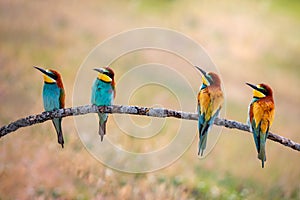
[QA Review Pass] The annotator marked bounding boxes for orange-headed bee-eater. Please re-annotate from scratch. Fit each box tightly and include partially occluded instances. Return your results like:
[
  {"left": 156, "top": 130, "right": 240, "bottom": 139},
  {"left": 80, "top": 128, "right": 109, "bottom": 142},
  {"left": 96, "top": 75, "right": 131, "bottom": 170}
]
[
  {"left": 91, "top": 67, "right": 115, "bottom": 141},
  {"left": 34, "top": 66, "right": 65, "bottom": 148},
  {"left": 246, "top": 83, "right": 275, "bottom": 168},
  {"left": 195, "top": 66, "right": 224, "bottom": 156}
]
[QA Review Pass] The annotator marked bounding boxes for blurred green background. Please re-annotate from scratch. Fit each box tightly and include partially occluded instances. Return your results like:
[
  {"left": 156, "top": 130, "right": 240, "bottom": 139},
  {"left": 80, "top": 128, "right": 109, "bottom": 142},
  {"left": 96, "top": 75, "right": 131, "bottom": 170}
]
[{"left": 1, "top": 0, "right": 300, "bottom": 199}]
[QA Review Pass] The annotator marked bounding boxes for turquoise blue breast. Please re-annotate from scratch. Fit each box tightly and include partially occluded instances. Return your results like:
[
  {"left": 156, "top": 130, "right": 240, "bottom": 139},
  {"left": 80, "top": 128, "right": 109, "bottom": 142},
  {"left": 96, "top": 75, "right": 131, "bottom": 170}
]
[
  {"left": 43, "top": 83, "right": 61, "bottom": 111},
  {"left": 91, "top": 79, "right": 114, "bottom": 106}
]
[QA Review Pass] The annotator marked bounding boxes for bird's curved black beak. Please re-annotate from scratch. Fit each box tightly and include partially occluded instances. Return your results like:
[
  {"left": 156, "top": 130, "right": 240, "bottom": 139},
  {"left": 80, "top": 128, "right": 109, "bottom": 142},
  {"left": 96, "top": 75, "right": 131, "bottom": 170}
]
[
  {"left": 194, "top": 66, "right": 213, "bottom": 83},
  {"left": 246, "top": 83, "right": 266, "bottom": 94},
  {"left": 34, "top": 66, "right": 57, "bottom": 80},
  {"left": 246, "top": 83, "right": 257, "bottom": 90},
  {"left": 194, "top": 66, "right": 207, "bottom": 76},
  {"left": 93, "top": 68, "right": 107, "bottom": 74}
]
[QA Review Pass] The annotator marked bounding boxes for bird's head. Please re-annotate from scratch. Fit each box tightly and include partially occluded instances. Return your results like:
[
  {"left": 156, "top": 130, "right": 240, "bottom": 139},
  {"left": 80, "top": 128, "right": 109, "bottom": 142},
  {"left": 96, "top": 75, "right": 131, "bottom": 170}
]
[
  {"left": 194, "top": 66, "right": 221, "bottom": 86},
  {"left": 246, "top": 83, "right": 273, "bottom": 99},
  {"left": 34, "top": 66, "right": 60, "bottom": 84},
  {"left": 94, "top": 67, "right": 115, "bottom": 84}
]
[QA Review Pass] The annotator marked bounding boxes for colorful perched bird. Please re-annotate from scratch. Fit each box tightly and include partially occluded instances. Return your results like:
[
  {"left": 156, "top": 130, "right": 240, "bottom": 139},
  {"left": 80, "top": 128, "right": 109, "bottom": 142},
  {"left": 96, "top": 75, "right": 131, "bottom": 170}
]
[
  {"left": 195, "top": 66, "right": 224, "bottom": 156},
  {"left": 34, "top": 66, "right": 65, "bottom": 148},
  {"left": 246, "top": 83, "right": 275, "bottom": 168},
  {"left": 91, "top": 67, "right": 115, "bottom": 141}
]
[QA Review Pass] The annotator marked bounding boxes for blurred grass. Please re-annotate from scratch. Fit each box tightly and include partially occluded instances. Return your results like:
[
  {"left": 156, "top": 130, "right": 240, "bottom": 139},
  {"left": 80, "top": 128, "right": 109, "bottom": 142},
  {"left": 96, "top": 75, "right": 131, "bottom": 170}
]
[
  {"left": 271, "top": 0, "right": 300, "bottom": 19},
  {"left": 0, "top": 0, "right": 300, "bottom": 199}
]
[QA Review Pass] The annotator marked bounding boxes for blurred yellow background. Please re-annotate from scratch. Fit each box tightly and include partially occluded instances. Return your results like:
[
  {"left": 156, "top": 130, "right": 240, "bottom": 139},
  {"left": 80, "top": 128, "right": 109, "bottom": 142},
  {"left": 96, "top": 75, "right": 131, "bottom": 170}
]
[{"left": 1, "top": 0, "right": 300, "bottom": 199}]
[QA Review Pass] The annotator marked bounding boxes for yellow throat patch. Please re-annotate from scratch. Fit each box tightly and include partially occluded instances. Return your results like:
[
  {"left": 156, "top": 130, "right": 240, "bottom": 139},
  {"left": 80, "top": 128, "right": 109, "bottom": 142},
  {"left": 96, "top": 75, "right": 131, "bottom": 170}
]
[
  {"left": 253, "top": 85, "right": 265, "bottom": 98},
  {"left": 202, "top": 75, "right": 209, "bottom": 86},
  {"left": 43, "top": 70, "right": 56, "bottom": 83},
  {"left": 98, "top": 73, "right": 112, "bottom": 83}
]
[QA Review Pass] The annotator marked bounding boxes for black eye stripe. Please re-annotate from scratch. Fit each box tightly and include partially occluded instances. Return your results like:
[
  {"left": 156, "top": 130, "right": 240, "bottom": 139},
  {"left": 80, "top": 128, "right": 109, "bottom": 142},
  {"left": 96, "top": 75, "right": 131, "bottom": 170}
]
[
  {"left": 104, "top": 71, "right": 114, "bottom": 79},
  {"left": 48, "top": 72, "right": 58, "bottom": 80},
  {"left": 258, "top": 87, "right": 268, "bottom": 95}
]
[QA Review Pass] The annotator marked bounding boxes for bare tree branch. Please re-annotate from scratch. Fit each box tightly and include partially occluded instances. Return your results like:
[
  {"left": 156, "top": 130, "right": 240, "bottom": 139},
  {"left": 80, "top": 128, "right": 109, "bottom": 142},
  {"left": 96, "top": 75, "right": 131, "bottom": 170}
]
[{"left": 0, "top": 105, "right": 299, "bottom": 152}]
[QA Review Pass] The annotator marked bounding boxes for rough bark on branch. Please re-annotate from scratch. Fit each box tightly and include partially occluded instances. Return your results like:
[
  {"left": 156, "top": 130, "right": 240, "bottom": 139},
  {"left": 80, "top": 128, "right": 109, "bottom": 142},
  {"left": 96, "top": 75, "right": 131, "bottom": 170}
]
[{"left": 0, "top": 105, "right": 299, "bottom": 152}]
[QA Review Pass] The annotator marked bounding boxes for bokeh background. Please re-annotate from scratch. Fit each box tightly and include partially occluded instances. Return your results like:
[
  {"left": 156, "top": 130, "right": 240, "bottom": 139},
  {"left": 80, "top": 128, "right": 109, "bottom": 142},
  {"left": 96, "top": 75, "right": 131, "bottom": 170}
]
[{"left": 1, "top": 0, "right": 300, "bottom": 199}]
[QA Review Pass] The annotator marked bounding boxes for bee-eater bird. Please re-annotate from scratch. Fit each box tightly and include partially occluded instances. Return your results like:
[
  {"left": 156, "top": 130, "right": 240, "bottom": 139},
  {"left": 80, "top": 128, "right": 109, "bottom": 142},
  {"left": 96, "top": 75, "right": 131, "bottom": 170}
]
[
  {"left": 246, "top": 83, "right": 275, "bottom": 168},
  {"left": 195, "top": 66, "right": 224, "bottom": 156},
  {"left": 91, "top": 67, "right": 115, "bottom": 141},
  {"left": 34, "top": 66, "right": 65, "bottom": 148}
]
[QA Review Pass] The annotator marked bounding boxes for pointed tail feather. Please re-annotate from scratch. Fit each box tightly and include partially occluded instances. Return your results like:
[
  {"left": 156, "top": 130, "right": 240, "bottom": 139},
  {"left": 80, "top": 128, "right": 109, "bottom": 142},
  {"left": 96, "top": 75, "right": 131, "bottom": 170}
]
[
  {"left": 98, "top": 113, "right": 108, "bottom": 142},
  {"left": 258, "top": 144, "right": 266, "bottom": 168},
  {"left": 198, "top": 133, "right": 208, "bottom": 156},
  {"left": 258, "top": 150, "right": 266, "bottom": 168},
  {"left": 258, "top": 134, "right": 267, "bottom": 168},
  {"left": 198, "top": 109, "right": 221, "bottom": 156},
  {"left": 99, "top": 120, "right": 107, "bottom": 141},
  {"left": 52, "top": 118, "right": 64, "bottom": 148},
  {"left": 198, "top": 121, "right": 209, "bottom": 156}
]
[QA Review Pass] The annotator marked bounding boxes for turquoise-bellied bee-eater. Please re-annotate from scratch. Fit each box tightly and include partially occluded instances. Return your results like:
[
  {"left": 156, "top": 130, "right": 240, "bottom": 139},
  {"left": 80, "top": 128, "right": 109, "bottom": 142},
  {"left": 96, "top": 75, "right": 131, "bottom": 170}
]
[
  {"left": 246, "top": 83, "right": 275, "bottom": 168},
  {"left": 34, "top": 66, "right": 65, "bottom": 148},
  {"left": 91, "top": 67, "right": 115, "bottom": 141},
  {"left": 195, "top": 66, "right": 224, "bottom": 156}
]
